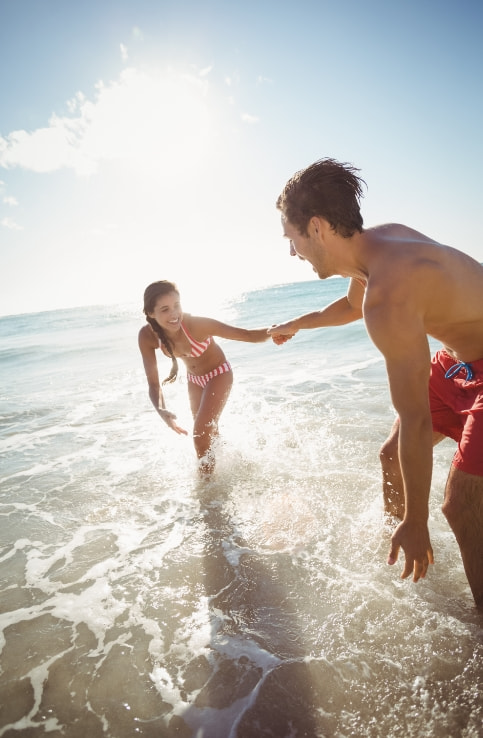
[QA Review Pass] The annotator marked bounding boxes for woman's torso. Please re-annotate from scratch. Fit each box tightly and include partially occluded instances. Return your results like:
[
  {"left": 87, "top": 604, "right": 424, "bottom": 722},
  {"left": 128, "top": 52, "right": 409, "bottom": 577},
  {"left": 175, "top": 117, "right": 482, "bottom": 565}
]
[{"left": 157, "top": 315, "right": 228, "bottom": 375}]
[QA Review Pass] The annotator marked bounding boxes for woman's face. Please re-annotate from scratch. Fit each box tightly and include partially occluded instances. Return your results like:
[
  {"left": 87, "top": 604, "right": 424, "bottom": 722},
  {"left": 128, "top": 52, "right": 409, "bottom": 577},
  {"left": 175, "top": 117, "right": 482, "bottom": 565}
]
[{"left": 148, "top": 291, "right": 183, "bottom": 332}]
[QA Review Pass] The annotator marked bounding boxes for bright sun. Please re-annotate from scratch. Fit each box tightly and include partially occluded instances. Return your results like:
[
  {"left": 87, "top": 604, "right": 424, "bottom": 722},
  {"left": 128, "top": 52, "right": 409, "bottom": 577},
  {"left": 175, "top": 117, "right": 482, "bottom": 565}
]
[
  {"left": 0, "top": 61, "right": 279, "bottom": 314},
  {"left": 68, "top": 65, "right": 219, "bottom": 179}
]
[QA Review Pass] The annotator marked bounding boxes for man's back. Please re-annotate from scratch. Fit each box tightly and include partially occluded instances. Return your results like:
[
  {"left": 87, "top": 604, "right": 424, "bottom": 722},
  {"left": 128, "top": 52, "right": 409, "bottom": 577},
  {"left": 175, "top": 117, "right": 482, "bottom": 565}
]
[{"left": 361, "top": 224, "right": 483, "bottom": 361}]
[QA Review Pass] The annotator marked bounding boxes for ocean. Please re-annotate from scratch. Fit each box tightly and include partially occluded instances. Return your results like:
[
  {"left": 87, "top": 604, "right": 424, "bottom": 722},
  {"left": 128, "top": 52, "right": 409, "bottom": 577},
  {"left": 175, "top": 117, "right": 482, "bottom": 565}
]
[{"left": 0, "top": 278, "right": 482, "bottom": 738}]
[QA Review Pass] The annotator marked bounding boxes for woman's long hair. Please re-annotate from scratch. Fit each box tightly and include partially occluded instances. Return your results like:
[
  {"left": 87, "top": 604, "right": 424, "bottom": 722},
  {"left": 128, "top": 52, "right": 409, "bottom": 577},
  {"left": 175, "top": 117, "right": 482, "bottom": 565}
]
[{"left": 143, "top": 280, "right": 180, "bottom": 384}]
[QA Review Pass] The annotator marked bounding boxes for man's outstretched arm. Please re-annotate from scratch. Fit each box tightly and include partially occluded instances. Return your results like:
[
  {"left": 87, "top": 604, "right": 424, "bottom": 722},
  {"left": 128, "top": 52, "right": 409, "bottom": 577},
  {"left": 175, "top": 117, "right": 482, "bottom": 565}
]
[{"left": 269, "top": 278, "right": 364, "bottom": 343}]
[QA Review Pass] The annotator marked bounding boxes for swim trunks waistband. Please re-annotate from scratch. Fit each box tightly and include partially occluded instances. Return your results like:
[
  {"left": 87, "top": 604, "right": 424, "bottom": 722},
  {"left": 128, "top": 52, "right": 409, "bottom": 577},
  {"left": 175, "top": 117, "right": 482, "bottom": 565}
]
[{"left": 437, "top": 349, "right": 483, "bottom": 380}]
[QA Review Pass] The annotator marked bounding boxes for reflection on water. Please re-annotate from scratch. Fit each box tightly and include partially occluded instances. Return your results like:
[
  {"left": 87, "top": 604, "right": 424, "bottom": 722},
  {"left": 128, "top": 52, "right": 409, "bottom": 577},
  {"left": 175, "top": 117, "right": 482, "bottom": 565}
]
[{"left": 1, "top": 433, "right": 483, "bottom": 737}]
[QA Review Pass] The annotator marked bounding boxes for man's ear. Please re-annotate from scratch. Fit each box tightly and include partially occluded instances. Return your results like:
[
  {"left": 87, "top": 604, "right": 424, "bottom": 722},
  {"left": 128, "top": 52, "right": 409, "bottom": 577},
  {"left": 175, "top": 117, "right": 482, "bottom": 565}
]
[{"left": 309, "top": 216, "right": 323, "bottom": 237}]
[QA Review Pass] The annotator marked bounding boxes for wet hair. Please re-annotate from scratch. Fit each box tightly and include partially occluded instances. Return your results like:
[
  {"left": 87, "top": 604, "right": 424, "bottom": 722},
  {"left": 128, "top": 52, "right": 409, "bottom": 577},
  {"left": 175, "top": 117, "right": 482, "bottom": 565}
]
[
  {"left": 276, "top": 157, "right": 366, "bottom": 238},
  {"left": 143, "top": 280, "right": 180, "bottom": 385}
]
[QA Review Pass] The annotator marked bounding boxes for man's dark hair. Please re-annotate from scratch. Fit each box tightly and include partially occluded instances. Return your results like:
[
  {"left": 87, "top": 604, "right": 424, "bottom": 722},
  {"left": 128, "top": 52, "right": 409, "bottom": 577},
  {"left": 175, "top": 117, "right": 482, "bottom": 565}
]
[{"left": 276, "top": 157, "right": 366, "bottom": 238}]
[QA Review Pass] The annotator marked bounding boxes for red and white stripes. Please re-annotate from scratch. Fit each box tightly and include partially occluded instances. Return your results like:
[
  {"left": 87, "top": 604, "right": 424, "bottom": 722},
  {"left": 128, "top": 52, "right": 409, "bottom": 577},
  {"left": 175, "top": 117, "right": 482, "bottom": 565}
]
[{"left": 186, "top": 361, "right": 232, "bottom": 388}]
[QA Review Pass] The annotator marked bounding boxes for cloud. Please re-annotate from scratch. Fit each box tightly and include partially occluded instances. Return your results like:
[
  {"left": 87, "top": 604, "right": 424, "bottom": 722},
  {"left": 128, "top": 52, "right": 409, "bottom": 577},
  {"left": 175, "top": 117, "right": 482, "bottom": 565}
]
[
  {"left": 199, "top": 65, "right": 213, "bottom": 77},
  {"left": 1, "top": 216, "right": 23, "bottom": 230},
  {"left": 241, "top": 113, "right": 259, "bottom": 124},
  {"left": 0, "top": 116, "right": 96, "bottom": 175},
  {"left": 3, "top": 195, "right": 18, "bottom": 206},
  {"left": 120, "top": 43, "right": 128, "bottom": 61},
  {"left": 256, "top": 75, "right": 273, "bottom": 85},
  {"left": 0, "top": 65, "right": 217, "bottom": 178}
]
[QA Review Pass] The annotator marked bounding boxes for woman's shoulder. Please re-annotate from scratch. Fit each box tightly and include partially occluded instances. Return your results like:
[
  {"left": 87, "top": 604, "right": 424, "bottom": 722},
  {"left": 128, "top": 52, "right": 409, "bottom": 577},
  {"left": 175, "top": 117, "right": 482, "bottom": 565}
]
[
  {"left": 182, "top": 313, "right": 213, "bottom": 337},
  {"left": 138, "top": 323, "right": 158, "bottom": 347}
]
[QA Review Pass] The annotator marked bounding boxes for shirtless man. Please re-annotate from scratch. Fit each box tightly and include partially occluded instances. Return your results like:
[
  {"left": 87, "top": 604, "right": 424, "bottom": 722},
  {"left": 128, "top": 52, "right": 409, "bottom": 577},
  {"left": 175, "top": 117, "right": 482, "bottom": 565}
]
[{"left": 268, "top": 158, "right": 483, "bottom": 608}]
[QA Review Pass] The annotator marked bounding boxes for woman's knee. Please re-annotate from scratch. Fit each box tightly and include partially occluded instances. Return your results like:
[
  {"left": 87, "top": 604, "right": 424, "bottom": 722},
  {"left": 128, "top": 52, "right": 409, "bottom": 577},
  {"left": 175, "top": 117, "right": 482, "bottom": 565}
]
[{"left": 193, "top": 421, "right": 216, "bottom": 456}]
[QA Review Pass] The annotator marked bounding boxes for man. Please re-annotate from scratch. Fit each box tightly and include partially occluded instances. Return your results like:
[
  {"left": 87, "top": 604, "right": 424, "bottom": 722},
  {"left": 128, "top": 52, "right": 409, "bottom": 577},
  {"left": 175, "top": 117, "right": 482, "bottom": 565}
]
[{"left": 268, "top": 158, "right": 483, "bottom": 608}]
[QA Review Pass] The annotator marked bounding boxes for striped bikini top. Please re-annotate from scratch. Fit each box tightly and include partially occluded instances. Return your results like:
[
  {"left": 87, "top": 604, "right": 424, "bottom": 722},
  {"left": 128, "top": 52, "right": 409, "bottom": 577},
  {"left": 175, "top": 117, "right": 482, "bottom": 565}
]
[
  {"left": 180, "top": 321, "right": 212, "bottom": 357},
  {"left": 159, "top": 320, "right": 212, "bottom": 358}
]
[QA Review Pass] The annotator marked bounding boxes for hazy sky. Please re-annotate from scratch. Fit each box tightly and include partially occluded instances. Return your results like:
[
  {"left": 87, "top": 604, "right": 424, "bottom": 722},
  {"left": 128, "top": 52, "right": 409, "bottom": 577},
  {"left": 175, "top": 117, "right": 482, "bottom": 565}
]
[{"left": 1, "top": 0, "right": 482, "bottom": 316}]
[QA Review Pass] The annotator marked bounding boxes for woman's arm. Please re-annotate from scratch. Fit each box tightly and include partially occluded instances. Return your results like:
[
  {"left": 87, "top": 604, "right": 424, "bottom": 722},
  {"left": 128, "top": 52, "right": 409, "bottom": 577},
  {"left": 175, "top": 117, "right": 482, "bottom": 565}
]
[
  {"left": 138, "top": 327, "right": 188, "bottom": 435},
  {"left": 186, "top": 316, "right": 271, "bottom": 343}
]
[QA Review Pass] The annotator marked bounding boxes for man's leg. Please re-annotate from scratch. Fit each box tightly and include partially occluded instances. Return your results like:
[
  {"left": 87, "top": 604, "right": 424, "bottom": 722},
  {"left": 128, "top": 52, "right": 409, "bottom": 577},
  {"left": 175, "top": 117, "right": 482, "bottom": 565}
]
[
  {"left": 441, "top": 466, "right": 483, "bottom": 608},
  {"left": 379, "top": 420, "right": 446, "bottom": 520},
  {"left": 379, "top": 419, "right": 405, "bottom": 519}
]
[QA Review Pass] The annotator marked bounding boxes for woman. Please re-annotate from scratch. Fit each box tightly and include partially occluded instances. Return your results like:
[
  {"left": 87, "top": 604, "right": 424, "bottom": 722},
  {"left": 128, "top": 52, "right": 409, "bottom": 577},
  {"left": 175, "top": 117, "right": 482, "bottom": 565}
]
[{"left": 139, "top": 280, "right": 271, "bottom": 472}]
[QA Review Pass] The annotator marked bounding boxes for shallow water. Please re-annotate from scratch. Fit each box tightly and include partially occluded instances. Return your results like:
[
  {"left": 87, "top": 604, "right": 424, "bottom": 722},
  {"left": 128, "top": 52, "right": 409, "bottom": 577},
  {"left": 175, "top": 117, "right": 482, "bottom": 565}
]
[{"left": 1, "top": 281, "right": 482, "bottom": 737}]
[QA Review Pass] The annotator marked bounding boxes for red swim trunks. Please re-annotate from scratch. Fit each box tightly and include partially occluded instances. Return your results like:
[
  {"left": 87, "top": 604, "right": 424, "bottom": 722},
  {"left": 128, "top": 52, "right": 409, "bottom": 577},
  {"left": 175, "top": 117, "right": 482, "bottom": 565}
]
[{"left": 429, "top": 350, "right": 483, "bottom": 475}]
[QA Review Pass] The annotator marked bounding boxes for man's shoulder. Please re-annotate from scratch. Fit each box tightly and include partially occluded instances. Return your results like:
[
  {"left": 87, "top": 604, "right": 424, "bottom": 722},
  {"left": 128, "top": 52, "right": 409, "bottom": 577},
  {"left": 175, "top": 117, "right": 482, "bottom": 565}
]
[{"left": 365, "top": 222, "right": 438, "bottom": 244}]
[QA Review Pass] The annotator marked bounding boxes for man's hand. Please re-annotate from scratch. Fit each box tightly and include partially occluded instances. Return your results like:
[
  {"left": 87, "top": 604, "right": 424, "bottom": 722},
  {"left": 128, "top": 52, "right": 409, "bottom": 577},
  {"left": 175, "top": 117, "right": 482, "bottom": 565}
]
[
  {"left": 268, "top": 323, "right": 296, "bottom": 345},
  {"left": 388, "top": 519, "right": 434, "bottom": 582},
  {"left": 159, "top": 409, "right": 188, "bottom": 435},
  {"left": 270, "top": 332, "right": 294, "bottom": 345}
]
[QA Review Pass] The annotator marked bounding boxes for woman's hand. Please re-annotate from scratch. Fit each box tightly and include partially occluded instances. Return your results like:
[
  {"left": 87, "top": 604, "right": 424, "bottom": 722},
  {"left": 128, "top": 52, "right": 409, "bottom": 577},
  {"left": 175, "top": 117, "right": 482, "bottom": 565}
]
[
  {"left": 268, "top": 323, "right": 297, "bottom": 345},
  {"left": 159, "top": 409, "right": 188, "bottom": 435}
]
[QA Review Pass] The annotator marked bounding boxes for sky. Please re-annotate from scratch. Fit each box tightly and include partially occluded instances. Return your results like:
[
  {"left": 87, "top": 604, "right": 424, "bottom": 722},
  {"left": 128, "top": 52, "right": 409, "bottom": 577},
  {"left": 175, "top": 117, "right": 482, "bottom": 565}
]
[{"left": 1, "top": 0, "right": 483, "bottom": 317}]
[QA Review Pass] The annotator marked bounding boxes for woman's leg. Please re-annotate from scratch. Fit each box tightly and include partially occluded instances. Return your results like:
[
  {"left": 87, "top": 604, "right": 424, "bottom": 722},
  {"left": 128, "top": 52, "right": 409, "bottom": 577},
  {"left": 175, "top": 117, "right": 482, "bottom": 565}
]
[{"left": 188, "top": 371, "right": 233, "bottom": 472}]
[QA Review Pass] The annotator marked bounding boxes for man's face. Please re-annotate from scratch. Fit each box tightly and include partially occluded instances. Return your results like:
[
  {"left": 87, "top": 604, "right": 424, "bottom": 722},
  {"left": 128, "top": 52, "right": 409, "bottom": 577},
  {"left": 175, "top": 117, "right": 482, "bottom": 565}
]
[{"left": 282, "top": 215, "right": 327, "bottom": 278}]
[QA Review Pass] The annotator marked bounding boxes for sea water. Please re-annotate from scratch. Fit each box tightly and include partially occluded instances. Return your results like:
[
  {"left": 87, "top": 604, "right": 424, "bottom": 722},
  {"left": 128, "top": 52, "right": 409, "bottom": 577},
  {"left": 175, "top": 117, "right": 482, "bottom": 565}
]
[{"left": 0, "top": 278, "right": 482, "bottom": 738}]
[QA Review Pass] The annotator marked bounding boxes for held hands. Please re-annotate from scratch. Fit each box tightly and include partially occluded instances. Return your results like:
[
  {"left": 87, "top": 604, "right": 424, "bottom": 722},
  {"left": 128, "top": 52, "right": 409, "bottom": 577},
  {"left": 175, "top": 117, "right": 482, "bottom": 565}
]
[
  {"left": 268, "top": 323, "right": 297, "bottom": 345},
  {"left": 159, "top": 409, "right": 188, "bottom": 436},
  {"left": 387, "top": 519, "right": 434, "bottom": 582}
]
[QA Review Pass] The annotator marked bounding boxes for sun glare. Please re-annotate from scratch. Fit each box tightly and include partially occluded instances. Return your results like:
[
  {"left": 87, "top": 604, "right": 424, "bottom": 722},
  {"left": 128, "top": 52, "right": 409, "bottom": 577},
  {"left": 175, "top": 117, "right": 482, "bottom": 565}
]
[
  {"left": 73, "top": 66, "right": 218, "bottom": 177},
  {"left": 0, "top": 59, "right": 271, "bottom": 314},
  {"left": 0, "top": 63, "right": 221, "bottom": 184}
]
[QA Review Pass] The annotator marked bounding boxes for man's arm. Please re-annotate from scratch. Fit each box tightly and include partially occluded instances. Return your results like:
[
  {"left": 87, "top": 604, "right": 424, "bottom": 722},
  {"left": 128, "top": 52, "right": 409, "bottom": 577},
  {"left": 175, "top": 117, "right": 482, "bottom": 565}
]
[
  {"left": 365, "top": 300, "right": 434, "bottom": 581},
  {"left": 268, "top": 278, "right": 364, "bottom": 343}
]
